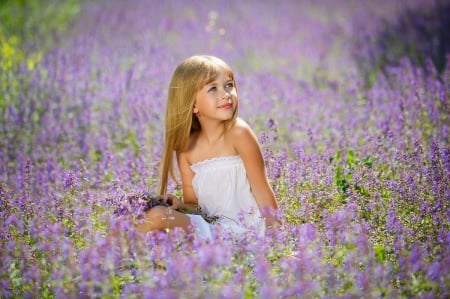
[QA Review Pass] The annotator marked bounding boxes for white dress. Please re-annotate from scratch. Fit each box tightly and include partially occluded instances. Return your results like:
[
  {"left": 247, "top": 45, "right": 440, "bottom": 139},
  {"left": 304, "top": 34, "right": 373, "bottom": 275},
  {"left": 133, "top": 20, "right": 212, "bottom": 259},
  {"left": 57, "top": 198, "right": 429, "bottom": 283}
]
[{"left": 186, "top": 155, "right": 265, "bottom": 240}]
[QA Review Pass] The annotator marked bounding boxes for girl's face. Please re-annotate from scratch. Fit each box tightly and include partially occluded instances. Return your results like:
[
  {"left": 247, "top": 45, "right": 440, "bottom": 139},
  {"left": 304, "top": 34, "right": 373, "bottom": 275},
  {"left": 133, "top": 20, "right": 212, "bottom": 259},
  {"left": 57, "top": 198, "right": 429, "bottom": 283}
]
[{"left": 193, "top": 70, "right": 237, "bottom": 123}]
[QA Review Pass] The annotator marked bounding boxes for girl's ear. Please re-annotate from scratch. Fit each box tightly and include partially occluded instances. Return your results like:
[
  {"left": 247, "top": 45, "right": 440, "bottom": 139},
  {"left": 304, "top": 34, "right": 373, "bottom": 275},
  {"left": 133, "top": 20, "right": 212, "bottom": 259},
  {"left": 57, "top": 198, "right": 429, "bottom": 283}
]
[{"left": 193, "top": 104, "right": 199, "bottom": 114}]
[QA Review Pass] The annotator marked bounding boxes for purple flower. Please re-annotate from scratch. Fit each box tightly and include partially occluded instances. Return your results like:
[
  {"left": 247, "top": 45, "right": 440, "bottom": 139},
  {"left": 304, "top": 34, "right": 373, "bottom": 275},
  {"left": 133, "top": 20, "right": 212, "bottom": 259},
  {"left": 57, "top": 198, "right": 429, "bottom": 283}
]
[
  {"left": 62, "top": 169, "right": 77, "bottom": 190},
  {"left": 409, "top": 246, "right": 423, "bottom": 272},
  {"left": 298, "top": 222, "right": 317, "bottom": 244}
]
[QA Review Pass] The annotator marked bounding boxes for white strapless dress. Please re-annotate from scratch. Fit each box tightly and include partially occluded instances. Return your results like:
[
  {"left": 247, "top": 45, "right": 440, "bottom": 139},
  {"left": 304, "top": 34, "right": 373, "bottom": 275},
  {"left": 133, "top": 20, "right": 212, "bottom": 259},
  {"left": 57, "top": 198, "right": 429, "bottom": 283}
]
[{"left": 186, "top": 155, "right": 265, "bottom": 240}]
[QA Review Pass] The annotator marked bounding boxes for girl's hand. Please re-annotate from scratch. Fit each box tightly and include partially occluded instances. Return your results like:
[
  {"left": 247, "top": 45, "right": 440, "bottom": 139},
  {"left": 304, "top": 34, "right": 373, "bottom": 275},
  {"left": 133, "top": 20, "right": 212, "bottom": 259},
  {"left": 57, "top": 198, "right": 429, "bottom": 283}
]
[{"left": 161, "top": 194, "right": 183, "bottom": 210}]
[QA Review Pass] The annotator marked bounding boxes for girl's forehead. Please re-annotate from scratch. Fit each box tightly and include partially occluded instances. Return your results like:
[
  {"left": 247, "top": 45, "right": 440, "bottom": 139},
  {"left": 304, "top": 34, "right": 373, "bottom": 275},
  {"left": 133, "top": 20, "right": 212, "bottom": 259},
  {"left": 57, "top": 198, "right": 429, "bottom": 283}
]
[{"left": 205, "top": 69, "right": 233, "bottom": 83}]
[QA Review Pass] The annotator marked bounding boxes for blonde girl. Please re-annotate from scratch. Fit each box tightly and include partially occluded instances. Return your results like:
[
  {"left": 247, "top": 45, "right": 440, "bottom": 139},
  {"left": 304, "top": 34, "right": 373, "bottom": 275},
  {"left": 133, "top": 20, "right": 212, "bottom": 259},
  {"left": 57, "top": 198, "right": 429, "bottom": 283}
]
[{"left": 137, "top": 55, "right": 278, "bottom": 239}]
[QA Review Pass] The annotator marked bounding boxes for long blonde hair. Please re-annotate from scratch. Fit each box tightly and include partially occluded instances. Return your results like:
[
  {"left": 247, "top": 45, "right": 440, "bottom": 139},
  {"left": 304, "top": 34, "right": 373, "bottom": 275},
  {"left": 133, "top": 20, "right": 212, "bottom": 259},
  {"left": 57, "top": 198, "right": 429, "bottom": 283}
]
[{"left": 159, "top": 55, "right": 238, "bottom": 195}]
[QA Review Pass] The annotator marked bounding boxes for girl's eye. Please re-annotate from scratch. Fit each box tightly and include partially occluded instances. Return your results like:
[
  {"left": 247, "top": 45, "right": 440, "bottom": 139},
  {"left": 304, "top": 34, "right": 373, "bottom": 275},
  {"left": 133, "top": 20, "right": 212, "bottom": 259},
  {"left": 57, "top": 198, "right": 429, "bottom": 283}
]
[
  {"left": 225, "top": 82, "right": 234, "bottom": 89},
  {"left": 208, "top": 86, "right": 217, "bottom": 92}
]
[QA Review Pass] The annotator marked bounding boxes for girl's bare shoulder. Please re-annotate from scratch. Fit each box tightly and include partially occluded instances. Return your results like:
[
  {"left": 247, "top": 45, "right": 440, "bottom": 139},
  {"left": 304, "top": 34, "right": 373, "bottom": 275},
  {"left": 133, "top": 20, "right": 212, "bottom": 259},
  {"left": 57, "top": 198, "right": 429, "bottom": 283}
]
[
  {"left": 227, "top": 118, "right": 253, "bottom": 137},
  {"left": 225, "top": 118, "right": 256, "bottom": 146}
]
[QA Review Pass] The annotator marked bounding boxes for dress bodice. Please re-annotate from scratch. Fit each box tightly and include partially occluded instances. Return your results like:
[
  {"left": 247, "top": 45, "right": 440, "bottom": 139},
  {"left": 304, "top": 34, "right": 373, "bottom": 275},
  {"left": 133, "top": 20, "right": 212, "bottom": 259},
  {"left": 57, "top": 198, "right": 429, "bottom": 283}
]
[{"left": 190, "top": 155, "right": 264, "bottom": 234}]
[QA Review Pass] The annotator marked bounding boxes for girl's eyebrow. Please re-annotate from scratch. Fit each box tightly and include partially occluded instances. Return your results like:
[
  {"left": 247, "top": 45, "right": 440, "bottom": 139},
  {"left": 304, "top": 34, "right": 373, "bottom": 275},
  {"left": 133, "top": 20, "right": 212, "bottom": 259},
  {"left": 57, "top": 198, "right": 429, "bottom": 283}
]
[
  {"left": 205, "top": 77, "right": 232, "bottom": 87},
  {"left": 205, "top": 82, "right": 217, "bottom": 89}
]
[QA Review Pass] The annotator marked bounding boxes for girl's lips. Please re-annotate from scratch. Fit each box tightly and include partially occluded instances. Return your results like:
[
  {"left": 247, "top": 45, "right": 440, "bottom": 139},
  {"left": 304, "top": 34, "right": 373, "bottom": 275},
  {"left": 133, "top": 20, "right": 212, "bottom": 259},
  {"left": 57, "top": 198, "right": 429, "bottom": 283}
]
[{"left": 218, "top": 103, "right": 233, "bottom": 109}]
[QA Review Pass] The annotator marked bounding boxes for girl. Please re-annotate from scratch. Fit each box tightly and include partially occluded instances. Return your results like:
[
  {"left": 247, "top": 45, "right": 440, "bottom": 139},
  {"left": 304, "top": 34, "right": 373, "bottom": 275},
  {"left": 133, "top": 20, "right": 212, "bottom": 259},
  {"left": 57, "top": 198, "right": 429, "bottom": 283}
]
[{"left": 137, "top": 55, "right": 278, "bottom": 239}]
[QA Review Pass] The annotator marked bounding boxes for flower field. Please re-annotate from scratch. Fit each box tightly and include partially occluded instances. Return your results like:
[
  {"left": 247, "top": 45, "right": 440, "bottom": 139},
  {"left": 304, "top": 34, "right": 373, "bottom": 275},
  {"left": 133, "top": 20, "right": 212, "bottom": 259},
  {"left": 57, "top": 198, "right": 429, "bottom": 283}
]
[{"left": 1, "top": 0, "right": 448, "bottom": 298}]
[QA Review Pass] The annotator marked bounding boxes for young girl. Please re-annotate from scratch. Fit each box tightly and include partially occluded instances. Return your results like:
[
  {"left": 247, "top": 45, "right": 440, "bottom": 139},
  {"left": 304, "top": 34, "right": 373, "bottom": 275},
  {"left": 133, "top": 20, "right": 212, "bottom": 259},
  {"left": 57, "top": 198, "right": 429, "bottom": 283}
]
[{"left": 137, "top": 55, "right": 278, "bottom": 239}]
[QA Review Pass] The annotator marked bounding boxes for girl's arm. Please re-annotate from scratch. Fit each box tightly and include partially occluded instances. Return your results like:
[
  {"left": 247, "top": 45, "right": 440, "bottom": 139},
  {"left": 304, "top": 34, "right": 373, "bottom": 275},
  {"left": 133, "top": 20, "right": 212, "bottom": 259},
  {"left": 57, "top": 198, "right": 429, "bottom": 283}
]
[
  {"left": 231, "top": 119, "right": 279, "bottom": 227},
  {"left": 175, "top": 151, "right": 199, "bottom": 211}
]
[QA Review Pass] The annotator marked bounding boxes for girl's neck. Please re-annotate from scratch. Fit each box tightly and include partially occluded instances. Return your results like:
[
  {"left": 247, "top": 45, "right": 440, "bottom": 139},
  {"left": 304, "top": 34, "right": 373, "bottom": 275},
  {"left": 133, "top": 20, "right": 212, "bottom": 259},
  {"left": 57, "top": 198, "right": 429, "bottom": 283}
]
[{"left": 199, "top": 122, "right": 226, "bottom": 145}]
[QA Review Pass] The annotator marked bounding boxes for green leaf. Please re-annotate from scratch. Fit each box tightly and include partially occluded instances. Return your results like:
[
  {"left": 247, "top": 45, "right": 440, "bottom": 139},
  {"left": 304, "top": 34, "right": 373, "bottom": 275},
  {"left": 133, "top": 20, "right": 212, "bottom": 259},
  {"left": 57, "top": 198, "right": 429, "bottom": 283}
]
[
  {"left": 374, "top": 243, "right": 386, "bottom": 263},
  {"left": 346, "top": 149, "right": 360, "bottom": 168},
  {"left": 363, "top": 156, "right": 373, "bottom": 168}
]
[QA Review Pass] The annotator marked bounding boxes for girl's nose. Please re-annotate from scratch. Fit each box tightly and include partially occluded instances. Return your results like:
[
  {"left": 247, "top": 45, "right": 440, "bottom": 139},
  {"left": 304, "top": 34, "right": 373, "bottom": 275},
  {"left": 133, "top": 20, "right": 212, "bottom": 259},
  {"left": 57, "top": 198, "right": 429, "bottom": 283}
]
[{"left": 222, "top": 90, "right": 231, "bottom": 99}]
